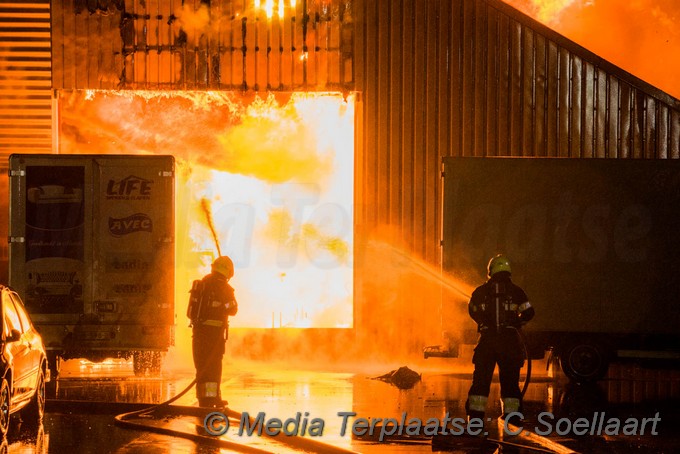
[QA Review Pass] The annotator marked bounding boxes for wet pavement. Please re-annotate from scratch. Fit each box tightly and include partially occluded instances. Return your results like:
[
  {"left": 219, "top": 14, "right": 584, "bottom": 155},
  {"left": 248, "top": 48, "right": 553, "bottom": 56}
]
[{"left": 6, "top": 354, "right": 680, "bottom": 453}]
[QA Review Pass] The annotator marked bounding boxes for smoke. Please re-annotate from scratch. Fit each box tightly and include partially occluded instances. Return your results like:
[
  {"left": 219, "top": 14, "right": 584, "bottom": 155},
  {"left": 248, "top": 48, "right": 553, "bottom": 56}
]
[
  {"left": 503, "top": 0, "right": 680, "bottom": 99},
  {"left": 59, "top": 89, "right": 354, "bottom": 328},
  {"left": 219, "top": 225, "right": 479, "bottom": 372},
  {"left": 170, "top": 0, "right": 309, "bottom": 47},
  {"left": 503, "top": 0, "right": 577, "bottom": 23},
  {"left": 162, "top": 203, "right": 477, "bottom": 371},
  {"left": 174, "top": 3, "right": 211, "bottom": 42},
  {"left": 558, "top": 0, "right": 680, "bottom": 100},
  {"left": 55, "top": 88, "right": 480, "bottom": 371},
  {"left": 351, "top": 227, "right": 477, "bottom": 365},
  {"left": 59, "top": 91, "right": 334, "bottom": 185}
]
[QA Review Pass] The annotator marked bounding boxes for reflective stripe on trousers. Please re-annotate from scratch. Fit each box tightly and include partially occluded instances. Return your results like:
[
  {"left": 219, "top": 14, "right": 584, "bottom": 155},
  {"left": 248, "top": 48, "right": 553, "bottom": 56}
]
[
  {"left": 197, "top": 381, "right": 220, "bottom": 398},
  {"left": 468, "top": 395, "right": 488, "bottom": 412},
  {"left": 502, "top": 397, "right": 520, "bottom": 414}
]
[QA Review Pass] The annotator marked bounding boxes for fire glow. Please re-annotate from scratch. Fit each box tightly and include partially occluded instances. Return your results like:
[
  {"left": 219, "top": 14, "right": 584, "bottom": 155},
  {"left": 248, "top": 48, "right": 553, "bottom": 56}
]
[
  {"left": 503, "top": 0, "right": 680, "bottom": 99},
  {"left": 58, "top": 90, "right": 355, "bottom": 331}
]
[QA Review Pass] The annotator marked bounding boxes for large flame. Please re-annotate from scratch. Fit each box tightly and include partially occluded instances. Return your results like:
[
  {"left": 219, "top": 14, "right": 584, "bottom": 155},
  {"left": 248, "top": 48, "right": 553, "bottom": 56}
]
[
  {"left": 503, "top": 0, "right": 680, "bottom": 99},
  {"left": 59, "top": 91, "right": 354, "bottom": 336}
]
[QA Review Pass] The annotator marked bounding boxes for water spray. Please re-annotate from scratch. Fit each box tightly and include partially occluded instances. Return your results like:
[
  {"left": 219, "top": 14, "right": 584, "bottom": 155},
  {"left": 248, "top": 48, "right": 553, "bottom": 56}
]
[{"left": 200, "top": 198, "right": 222, "bottom": 257}]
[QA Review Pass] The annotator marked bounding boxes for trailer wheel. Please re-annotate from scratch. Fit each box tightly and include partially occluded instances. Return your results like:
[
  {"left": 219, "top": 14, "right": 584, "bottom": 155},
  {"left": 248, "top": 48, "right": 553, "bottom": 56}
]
[{"left": 560, "top": 340, "right": 609, "bottom": 383}]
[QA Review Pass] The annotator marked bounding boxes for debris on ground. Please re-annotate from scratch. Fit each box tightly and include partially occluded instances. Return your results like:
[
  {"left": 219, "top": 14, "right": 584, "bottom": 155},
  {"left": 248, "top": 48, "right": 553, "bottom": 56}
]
[{"left": 373, "top": 366, "right": 422, "bottom": 389}]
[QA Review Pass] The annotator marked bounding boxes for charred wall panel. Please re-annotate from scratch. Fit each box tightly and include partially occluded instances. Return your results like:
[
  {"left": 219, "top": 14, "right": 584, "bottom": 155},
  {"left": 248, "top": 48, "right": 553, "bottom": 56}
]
[
  {"left": 51, "top": 0, "right": 353, "bottom": 91},
  {"left": 354, "top": 0, "right": 680, "bottom": 353}
]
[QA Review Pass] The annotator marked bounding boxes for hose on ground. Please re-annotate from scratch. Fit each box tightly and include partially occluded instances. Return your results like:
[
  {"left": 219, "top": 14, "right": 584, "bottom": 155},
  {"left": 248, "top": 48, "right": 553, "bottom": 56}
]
[
  {"left": 508, "top": 326, "right": 532, "bottom": 399},
  {"left": 116, "top": 377, "right": 197, "bottom": 419},
  {"left": 113, "top": 377, "right": 358, "bottom": 453}
]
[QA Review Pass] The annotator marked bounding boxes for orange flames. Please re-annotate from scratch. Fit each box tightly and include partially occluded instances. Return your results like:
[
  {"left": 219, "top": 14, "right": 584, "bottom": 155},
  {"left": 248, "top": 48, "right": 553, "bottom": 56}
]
[
  {"left": 504, "top": 0, "right": 576, "bottom": 23},
  {"left": 176, "top": 0, "right": 296, "bottom": 34},
  {"left": 254, "top": 0, "right": 292, "bottom": 19},
  {"left": 503, "top": 0, "right": 680, "bottom": 99},
  {"left": 58, "top": 91, "right": 355, "bottom": 335}
]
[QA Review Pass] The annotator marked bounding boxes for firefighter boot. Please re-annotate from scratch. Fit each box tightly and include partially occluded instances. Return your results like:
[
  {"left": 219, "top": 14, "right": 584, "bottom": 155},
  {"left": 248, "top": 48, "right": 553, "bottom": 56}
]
[
  {"left": 197, "top": 382, "right": 223, "bottom": 407},
  {"left": 500, "top": 397, "right": 523, "bottom": 429},
  {"left": 465, "top": 396, "right": 488, "bottom": 439}
]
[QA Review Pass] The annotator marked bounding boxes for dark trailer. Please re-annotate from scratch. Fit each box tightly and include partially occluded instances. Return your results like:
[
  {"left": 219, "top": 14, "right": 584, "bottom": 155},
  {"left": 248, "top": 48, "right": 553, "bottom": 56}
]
[{"left": 442, "top": 157, "right": 680, "bottom": 381}]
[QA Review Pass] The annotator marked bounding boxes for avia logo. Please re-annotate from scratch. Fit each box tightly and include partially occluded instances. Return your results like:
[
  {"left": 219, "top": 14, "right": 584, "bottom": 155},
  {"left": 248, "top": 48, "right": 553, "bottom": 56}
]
[
  {"left": 106, "top": 176, "right": 153, "bottom": 200},
  {"left": 109, "top": 214, "right": 153, "bottom": 236}
]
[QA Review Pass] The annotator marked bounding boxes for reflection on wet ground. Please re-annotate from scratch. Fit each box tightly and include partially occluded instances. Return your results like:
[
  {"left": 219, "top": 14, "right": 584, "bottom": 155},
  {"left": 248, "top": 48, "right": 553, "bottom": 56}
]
[{"left": 8, "top": 357, "right": 680, "bottom": 453}]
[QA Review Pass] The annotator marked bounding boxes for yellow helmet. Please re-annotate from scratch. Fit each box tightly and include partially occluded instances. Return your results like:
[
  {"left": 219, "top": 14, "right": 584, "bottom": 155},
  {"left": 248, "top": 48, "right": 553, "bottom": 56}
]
[
  {"left": 212, "top": 256, "right": 234, "bottom": 279},
  {"left": 487, "top": 254, "right": 511, "bottom": 277}
]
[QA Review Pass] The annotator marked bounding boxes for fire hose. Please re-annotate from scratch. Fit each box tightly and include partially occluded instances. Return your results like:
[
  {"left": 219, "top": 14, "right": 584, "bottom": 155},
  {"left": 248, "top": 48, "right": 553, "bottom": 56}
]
[
  {"left": 115, "top": 202, "right": 359, "bottom": 452},
  {"left": 112, "top": 376, "right": 568, "bottom": 454},
  {"left": 511, "top": 325, "right": 533, "bottom": 399},
  {"left": 113, "top": 376, "right": 358, "bottom": 454},
  {"left": 87, "top": 330, "right": 547, "bottom": 454},
  {"left": 111, "top": 327, "right": 358, "bottom": 453}
]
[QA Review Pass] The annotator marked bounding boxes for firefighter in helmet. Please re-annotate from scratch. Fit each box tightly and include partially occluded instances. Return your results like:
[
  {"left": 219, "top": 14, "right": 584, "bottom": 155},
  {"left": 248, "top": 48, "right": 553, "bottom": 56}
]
[
  {"left": 466, "top": 255, "right": 534, "bottom": 425},
  {"left": 188, "top": 256, "right": 238, "bottom": 407}
]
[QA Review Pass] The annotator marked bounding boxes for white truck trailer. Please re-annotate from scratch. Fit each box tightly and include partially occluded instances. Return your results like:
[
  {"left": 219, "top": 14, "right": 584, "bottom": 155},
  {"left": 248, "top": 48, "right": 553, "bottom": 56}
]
[{"left": 8, "top": 154, "right": 175, "bottom": 377}]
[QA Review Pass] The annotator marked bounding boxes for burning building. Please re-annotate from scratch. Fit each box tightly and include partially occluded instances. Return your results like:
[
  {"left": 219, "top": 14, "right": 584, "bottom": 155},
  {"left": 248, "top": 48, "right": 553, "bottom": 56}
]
[{"left": 0, "top": 0, "right": 679, "bottom": 363}]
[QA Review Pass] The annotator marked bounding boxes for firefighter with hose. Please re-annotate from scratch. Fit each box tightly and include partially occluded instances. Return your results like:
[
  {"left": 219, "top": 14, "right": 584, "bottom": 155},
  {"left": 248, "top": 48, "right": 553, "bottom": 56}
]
[
  {"left": 466, "top": 255, "right": 534, "bottom": 427},
  {"left": 187, "top": 256, "right": 238, "bottom": 408}
]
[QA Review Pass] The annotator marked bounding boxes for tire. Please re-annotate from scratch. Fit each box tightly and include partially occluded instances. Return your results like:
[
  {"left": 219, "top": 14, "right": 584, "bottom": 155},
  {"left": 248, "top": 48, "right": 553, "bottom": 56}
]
[
  {"left": 0, "top": 378, "right": 10, "bottom": 437},
  {"left": 21, "top": 368, "right": 46, "bottom": 428},
  {"left": 560, "top": 339, "right": 609, "bottom": 383}
]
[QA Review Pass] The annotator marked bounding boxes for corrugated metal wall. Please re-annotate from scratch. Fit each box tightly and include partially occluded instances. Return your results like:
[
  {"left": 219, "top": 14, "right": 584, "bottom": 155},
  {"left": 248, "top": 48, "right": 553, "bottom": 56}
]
[
  {"left": 0, "top": 0, "right": 52, "bottom": 282},
  {"left": 38, "top": 0, "right": 680, "bottom": 352},
  {"left": 48, "top": 0, "right": 680, "bottom": 262},
  {"left": 51, "top": 0, "right": 353, "bottom": 91},
  {"left": 355, "top": 0, "right": 680, "bottom": 264},
  {"left": 353, "top": 0, "right": 680, "bottom": 352},
  {"left": 0, "top": 0, "right": 52, "bottom": 159}
]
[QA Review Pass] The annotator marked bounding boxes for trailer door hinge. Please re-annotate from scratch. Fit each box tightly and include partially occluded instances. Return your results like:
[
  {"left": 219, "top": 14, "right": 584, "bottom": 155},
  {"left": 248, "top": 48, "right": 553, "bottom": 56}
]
[
  {"left": 9, "top": 170, "right": 25, "bottom": 177},
  {"left": 8, "top": 236, "right": 25, "bottom": 243}
]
